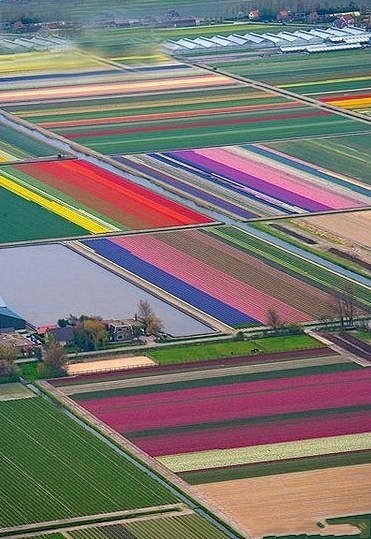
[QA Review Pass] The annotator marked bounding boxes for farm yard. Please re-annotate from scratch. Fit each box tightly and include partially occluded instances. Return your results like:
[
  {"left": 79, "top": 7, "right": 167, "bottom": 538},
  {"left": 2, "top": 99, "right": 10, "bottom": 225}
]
[
  {"left": 119, "top": 142, "right": 371, "bottom": 220},
  {"left": 0, "top": 158, "right": 212, "bottom": 243}
]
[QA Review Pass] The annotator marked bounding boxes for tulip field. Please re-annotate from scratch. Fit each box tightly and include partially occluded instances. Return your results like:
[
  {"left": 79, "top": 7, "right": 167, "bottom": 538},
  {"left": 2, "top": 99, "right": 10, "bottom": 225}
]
[
  {"left": 5, "top": 61, "right": 371, "bottom": 155},
  {"left": 119, "top": 142, "right": 370, "bottom": 219},
  {"left": 0, "top": 158, "right": 212, "bottom": 242},
  {"left": 82, "top": 224, "right": 370, "bottom": 327},
  {"left": 0, "top": 122, "right": 58, "bottom": 162},
  {"left": 71, "top": 353, "right": 371, "bottom": 524}
]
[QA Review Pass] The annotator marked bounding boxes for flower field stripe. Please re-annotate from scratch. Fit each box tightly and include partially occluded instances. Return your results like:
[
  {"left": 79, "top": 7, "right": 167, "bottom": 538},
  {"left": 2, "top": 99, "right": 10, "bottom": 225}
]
[
  {"left": 279, "top": 75, "right": 371, "bottom": 88},
  {"left": 131, "top": 409, "right": 371, "bottom": 456},
  {"left": 250, "top": 143, "right": 371, "bottom": 199},
  {"left": 112, "top": 234, "right": 311, "bottom": 323},
  {"left": 173, "top": 148, "right": 360, "bottom": 211},
  {"left": 225, "top": 145, "right": 364, "bottom": 208},
  {"left": 65, "top": 110, "right": 330, "bottom": 140},
  {"left": 79, "top": 369, "right": 371, "bottom": 434},
  {"left": 0, "top": 173, "right": 109, "bottom": 234},
  {"left": 38, "top": 101, "right": 300, "bottom": 129},
  {"left": 159, "top": 432, "right": 371, "bottom": 472},
  {"left": 0, "top": 73, "right": 235, "bottom": 104},
  {"left": 321, "top": 95, "right": 371, "bottom": 109},
  {"left": 83, "top": 238, "right": 255, "bottom": 326},
  {"left": 155, "top": 230, "right": 333, "bottom": 318},
  {"left": 16, "top": 160, "right": 212, "bottom": 229},
  {"left": 114, "top": 154, "right": 255, "bottom": 220}
]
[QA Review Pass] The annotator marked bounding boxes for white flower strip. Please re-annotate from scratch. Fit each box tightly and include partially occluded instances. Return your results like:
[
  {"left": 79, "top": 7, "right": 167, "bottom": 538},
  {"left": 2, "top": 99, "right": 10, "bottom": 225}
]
[{"left": 158, "top": 432, "right": 371, "bottom": 472}]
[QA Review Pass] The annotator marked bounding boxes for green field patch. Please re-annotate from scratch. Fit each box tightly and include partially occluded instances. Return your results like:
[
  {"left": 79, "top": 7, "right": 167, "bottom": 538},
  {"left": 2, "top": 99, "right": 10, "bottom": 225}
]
[
  {"left": 149, "top": 334, "right": 319, "bottom": 364},
  {"left": 0, "top": 397, "right": 177, "bottom": 527},
  {"left": 0, "top": 186, "right": 89, "bottom": 243},
  {"left": 265, "top": 134, "right": 371, "bottom": 185}
]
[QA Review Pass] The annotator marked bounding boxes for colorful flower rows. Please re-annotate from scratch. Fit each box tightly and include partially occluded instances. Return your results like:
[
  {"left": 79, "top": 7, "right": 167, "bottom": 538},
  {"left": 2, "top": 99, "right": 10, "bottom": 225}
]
[
  {"left": 77, "top": 368, "right": 371, "bottom": 458},
  {"left": 0, "top": 159, "right": 212, "bottom": 240},
  {"left": 162, "top": 144, "right": 367, "bottom": 214},
  {"left": 83, "top": 227, "right": 336, "bottom": 326}
]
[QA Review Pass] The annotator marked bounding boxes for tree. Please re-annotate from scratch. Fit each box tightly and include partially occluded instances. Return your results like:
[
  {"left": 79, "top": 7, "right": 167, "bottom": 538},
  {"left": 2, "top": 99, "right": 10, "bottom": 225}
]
[
  {"left": 73, "top": 317, "right": 108, "bottom": 351},
  {"left": 266, "top": 308, "right": 283, "bottom": 330},
  {"left": 38, "top": 340, "right": 67, "bottom": 378},
  {"left": 0, "top": 345, "right": 19, "bottom": 382},
  {"left": 136, "top": 300, "right": 164, "bottom": 336},
  {"left": 332, "top": 284, "right": 360, "bottom": 328}
]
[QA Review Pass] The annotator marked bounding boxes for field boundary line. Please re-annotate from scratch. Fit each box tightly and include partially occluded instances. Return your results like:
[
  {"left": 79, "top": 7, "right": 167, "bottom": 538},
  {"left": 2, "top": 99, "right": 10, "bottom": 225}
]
[{"left": 0, "top": 504, "right": 184, "bottom": 537}]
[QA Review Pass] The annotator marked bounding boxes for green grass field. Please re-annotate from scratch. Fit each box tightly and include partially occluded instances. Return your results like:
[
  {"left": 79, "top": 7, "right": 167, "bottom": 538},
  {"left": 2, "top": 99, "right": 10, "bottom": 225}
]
[
  {"left": 0, "top": 187, "right": 88, "bottom": 243},
  {"left": 265, "top": 134, "right": 371, "bottom": 185},
  {"left": 0, "top": 397, "right": 178, "bottom": 527},
  {"left": 0, "top": 124, "right": 58, "bottom": 161},
  {"left": 148, "top": 334, "right": 319, "bottom": 364}
]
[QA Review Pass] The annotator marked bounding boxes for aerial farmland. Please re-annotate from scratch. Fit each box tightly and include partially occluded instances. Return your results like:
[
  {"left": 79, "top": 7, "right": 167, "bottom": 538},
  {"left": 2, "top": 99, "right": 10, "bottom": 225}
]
[{"left": 0, "top": 10, "right": 370, "bottom": 539}]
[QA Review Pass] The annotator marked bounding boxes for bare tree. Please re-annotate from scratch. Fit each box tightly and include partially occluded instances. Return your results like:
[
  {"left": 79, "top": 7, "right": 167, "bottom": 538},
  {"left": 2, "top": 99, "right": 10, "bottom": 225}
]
[
  {"left": 266, "top": 308, "right": 283, "bottom": 330},
  {"left": 137, "top": 300, "right": 164, "bottom": 336},
  {"left": 332, "top": 283, "right": 359, "bottom": 328},
  {"left": 38, "top": 341, "right": 67, "bottom": 378}
]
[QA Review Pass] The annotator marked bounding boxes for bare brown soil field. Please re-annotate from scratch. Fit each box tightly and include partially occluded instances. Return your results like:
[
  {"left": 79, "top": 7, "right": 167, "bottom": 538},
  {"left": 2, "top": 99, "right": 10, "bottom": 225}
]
[
  {"left": 67, "top": 355, "right": 155, "bottom": 375},
  {"left": 297, "top": 211, "right": 371, "bottom": 253},
  {"left": 197, "top": 464, "right": 371, "bottom": 537},
  {"left": 0, "top": 382, "right": 35, "bottom": 401}
]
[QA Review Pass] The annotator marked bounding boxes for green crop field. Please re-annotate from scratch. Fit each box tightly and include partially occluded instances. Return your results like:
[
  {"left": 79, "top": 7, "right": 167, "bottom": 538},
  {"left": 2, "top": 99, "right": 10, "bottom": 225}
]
[
  {"left": 0, "top": 186, "right": 88, "bottom": 243},
  {"left": 214, "top": 50, "right": 371, "bottom": 89},
  {"left": 0, "top": 124, "right": 58, "bottom": 162},
  {"left": 265, "top": 134, "right": 371, "bottom": 185},
  {"left": 0, "top": 396, "right": 178, "bottom": 527}
]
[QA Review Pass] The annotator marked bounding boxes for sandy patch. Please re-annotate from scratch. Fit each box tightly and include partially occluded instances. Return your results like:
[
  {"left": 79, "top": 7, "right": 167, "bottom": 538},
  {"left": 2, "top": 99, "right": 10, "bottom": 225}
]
[
  {"left": 67, "top": 355, "right": 155, "bottom": 375},
  {"left": 197, "top": 464, "right": 371, "bottom": 537},
  {"left": 0, "top": 382, "right": 35, "bottom": 401}
]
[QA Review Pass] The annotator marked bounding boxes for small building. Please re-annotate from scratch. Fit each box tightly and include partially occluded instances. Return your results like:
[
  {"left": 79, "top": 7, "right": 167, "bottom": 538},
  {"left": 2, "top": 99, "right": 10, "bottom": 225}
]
[
  {"left": 0, "top": 330, "right": 38, "bottom": 357},
  {"left": 0, "top": 296, "right": 26, "bottom": 331},
  {"left": 106, "top": 319, "right": 140, "bottom": 342},
  {"left": 45, "top": 326, "right": 74, "bottom": 346}
]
